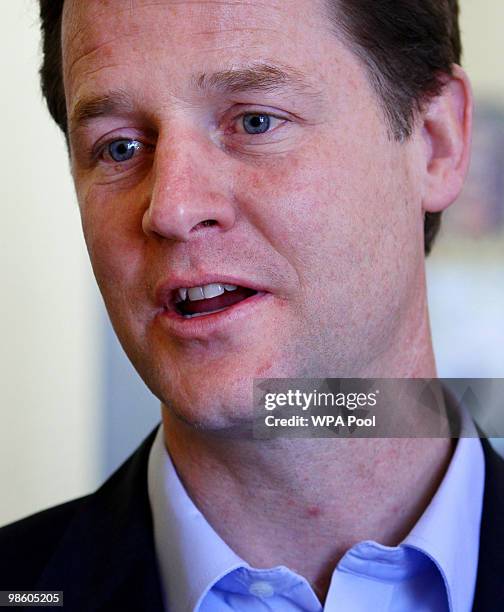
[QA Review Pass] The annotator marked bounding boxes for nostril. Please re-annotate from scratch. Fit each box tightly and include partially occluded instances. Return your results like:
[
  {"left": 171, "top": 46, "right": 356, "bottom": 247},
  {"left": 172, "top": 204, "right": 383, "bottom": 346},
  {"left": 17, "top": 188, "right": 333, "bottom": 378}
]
[{"left": 194, "top": 219, "right": 217, "bottom": 230}]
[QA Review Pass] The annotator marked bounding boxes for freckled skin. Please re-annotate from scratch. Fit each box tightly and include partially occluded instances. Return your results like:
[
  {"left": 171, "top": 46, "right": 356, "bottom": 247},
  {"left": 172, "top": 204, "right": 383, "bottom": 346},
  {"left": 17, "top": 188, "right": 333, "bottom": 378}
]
[{"left": 63, "top": 0, "right": 431, "bottom": 431}]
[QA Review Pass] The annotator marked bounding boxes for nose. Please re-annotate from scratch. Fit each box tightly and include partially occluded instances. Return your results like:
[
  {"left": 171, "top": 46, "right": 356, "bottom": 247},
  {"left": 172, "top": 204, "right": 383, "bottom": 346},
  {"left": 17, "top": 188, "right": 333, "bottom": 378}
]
[{"left": 142, "top": 132, "right": 236, "bottom": 242}]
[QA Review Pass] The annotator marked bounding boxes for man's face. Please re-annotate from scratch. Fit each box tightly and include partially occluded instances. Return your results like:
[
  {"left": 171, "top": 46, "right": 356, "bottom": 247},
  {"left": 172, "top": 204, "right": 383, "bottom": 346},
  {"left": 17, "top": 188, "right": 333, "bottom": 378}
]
[{"left": 63, "top": 0, "right": 426, "bottom": 429}]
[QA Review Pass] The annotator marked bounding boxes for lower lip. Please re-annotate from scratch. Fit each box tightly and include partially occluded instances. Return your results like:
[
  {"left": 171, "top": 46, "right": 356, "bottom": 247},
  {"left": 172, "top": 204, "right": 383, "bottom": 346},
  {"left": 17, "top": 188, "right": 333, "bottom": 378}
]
[{"left": 156, "top": 291, "right": 271, "bottom": 339}]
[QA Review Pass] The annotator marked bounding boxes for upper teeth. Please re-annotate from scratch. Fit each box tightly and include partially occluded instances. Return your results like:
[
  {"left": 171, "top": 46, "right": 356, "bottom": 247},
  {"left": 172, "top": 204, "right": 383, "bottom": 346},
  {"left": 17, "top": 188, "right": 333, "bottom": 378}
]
[{"left": 177, "top": 283, "right": 238, "bottom": 302}]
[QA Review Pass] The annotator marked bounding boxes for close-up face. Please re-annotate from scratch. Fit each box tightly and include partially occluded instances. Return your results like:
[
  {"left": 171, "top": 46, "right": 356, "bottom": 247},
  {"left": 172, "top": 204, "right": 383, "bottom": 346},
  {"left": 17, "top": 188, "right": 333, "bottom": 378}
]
[{"left": 62, "top": 0, "right": 427, "bottom": 430}]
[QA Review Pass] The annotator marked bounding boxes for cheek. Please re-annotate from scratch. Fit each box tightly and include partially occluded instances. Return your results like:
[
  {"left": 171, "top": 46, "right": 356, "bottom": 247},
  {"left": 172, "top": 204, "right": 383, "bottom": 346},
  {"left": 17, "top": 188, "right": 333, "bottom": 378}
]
[
  {"left": 236, "top": 153, "right": 334, "bottom": 251},
  {"left": 78, "top": 181, "right": 147, "bottom": 291},
  {"left": 233, "top": 138, "right": 405, "bottom": 263},
  {"left": 232, "top": 133, "right": 418, "bottom": 327}
]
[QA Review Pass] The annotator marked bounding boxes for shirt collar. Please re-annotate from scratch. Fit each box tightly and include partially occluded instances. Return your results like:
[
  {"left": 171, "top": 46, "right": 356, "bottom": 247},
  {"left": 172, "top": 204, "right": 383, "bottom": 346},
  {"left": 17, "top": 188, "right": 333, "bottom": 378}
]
[
  {"left": 147, "top": 425, "right": 245, "bottom": 612},
  {"left": 402, "top": 399, "right": 485, "bottom": 612}
]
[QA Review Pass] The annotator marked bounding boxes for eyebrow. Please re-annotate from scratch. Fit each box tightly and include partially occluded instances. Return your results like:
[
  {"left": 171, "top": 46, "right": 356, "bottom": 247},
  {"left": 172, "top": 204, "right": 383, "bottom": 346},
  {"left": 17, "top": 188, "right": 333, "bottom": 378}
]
[
  {"left": 69, "top": 62, "right": 321, "bottom": 132},
  {"left": 69, "top": 89, "right": 135, "bottom": 133},
  {"left": 194, "top": 62, "right": 320, "bottom": 96}
]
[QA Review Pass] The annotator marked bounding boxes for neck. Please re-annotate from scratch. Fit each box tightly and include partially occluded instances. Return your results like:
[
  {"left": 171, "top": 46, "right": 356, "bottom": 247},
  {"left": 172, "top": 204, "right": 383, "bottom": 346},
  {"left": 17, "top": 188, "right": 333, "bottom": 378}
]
[{"left": 163, "top": 403, "right": 453, "bottom": 602}]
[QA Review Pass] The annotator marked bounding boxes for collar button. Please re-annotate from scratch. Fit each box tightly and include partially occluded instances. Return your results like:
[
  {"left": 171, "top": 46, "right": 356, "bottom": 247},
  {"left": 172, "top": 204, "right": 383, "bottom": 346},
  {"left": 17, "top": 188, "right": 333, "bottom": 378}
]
[{"left": 249, "top": 581, "right": 275, "bottom": 598}]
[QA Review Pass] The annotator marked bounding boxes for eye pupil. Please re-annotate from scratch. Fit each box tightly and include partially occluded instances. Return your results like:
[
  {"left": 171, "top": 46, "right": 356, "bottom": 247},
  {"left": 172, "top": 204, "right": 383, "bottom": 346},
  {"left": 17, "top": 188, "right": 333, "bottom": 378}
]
[
  {"left": 243, "top": 114, "right": 270, "bottom": 134},
  {"left": 108, "top": 139, "right": 137, "bottom": 162}
]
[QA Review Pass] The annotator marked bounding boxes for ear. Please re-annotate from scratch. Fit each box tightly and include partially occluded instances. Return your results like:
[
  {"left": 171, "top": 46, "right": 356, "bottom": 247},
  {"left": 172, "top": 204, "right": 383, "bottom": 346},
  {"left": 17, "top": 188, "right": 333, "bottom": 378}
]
[{"left": 421, "top": 65, "right": 473, "bottom": 213}]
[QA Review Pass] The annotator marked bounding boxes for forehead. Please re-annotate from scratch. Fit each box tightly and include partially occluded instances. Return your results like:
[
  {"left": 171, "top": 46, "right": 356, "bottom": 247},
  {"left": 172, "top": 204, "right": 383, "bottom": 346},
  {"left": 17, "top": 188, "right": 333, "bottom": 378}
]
[
  {"left": 62, "top": 0, "right": 328, "bottom": 50},
  {"left": 61, "top": 0, "right": 354, "bottom": 104}
]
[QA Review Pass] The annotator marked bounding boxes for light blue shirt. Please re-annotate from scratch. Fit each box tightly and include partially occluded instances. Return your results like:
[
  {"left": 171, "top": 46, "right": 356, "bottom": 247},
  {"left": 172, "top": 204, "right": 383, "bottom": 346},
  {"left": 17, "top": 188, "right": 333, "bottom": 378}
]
[{"left": 147, "top": 405, "right": 484, "bottom": 612}]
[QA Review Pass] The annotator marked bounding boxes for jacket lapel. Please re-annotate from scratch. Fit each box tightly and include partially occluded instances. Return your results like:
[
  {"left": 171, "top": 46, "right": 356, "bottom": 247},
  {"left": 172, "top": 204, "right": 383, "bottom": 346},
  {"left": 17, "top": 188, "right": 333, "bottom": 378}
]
[
  {"left": 472, "top": 437, "right": 504, "bottom": 611},
  {"left": 35, "top": 426, "right": 165, "bottom": 612}
]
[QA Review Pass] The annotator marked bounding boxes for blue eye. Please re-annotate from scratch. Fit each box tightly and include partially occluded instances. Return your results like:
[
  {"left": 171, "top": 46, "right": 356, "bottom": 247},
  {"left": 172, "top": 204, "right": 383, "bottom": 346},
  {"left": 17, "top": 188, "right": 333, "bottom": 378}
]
[
  {"left": 107, "top": 139, "right": 140, "bottom": 162},
  {"left": 242, "top": 114, "right": 271, "bottom": 134}
]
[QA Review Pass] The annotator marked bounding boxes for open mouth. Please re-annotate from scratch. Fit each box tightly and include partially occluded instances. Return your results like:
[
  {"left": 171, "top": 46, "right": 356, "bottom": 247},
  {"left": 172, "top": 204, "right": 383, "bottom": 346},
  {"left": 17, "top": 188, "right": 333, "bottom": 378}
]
[{"left": 174, "top": 284, "right": 259, "bottom": 318}]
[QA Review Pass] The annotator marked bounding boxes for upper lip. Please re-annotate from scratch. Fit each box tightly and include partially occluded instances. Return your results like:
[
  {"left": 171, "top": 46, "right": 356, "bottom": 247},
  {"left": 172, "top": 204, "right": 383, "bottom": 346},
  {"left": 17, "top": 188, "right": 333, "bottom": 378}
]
[{"left": 155, "top": 275, "right": 268, "bottom": 310}]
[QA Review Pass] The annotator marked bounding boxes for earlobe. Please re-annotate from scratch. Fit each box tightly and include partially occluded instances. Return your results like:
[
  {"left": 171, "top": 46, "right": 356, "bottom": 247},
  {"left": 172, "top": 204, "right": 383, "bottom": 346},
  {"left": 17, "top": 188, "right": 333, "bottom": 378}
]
[{"left": 421, "top": 65, "right": 473, "bottom": 213}]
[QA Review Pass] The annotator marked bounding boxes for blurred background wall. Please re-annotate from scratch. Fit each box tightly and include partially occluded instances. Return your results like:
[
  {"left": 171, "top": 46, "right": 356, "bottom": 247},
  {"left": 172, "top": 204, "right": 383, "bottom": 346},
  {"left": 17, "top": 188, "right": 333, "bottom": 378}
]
[
  {"left": 427, "top": 1, "right": 504, "bottom": 378},
  {"left": 0, "top": 1, "right": 102, "bottom": 526},
  {"left": 1, "top": 0, "right": 503, "bottom": 526}
]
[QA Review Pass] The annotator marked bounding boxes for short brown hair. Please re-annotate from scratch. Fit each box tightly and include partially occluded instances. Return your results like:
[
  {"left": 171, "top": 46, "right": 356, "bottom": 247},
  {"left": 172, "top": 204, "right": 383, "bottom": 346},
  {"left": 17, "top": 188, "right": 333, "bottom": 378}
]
[{"left": 38, "top": 0, "right": 462, "bottom": 254}]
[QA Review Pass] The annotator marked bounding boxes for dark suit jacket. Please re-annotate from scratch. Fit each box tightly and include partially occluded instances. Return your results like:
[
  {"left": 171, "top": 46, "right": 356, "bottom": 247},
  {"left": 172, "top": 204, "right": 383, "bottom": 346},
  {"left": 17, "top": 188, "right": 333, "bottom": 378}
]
[{"left": 0, "top": 426, "right": 503, "bottom": 611}]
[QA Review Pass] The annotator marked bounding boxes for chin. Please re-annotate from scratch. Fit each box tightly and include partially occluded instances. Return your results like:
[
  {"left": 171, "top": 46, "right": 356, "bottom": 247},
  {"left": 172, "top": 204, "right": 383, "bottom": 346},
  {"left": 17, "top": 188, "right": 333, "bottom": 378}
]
[
  {"left": 160, "top": 372, "right": 260, "bottom": 434},
  {"left": 165, "top": 398, "right": 258, "bottom": 437}
]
